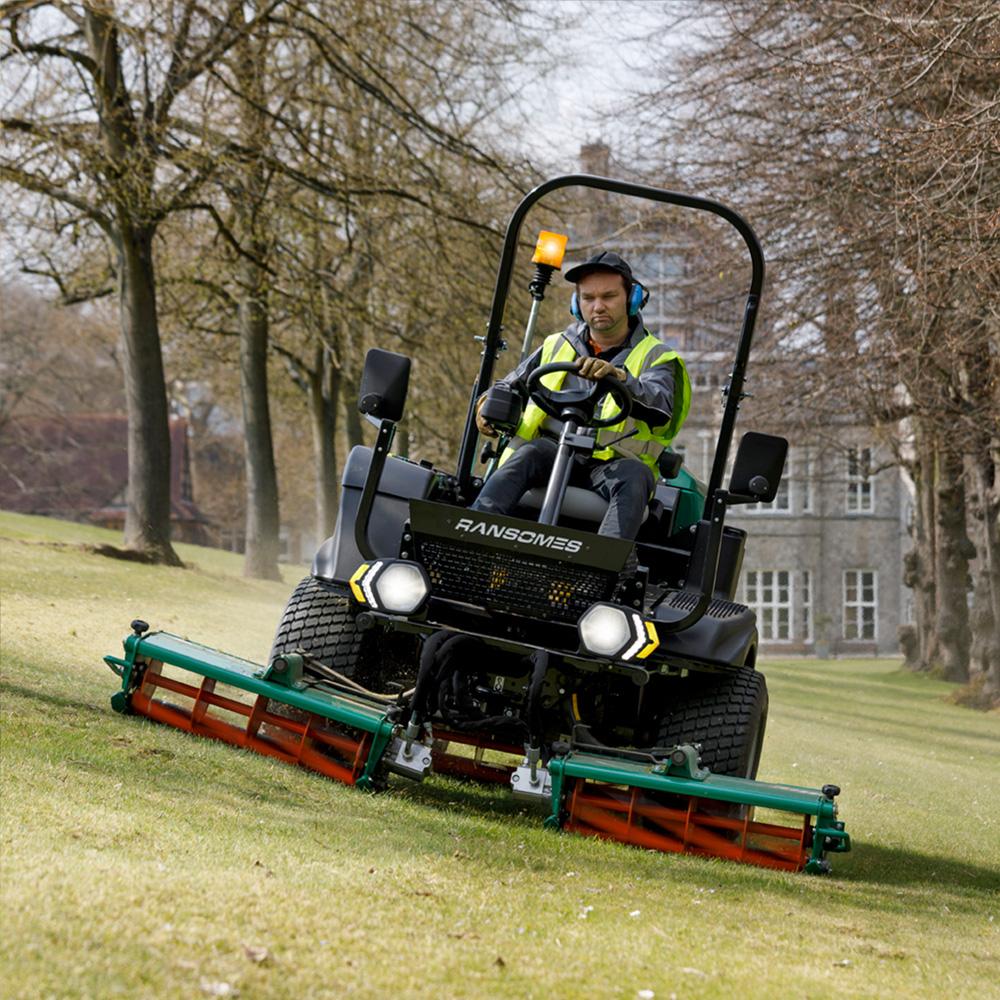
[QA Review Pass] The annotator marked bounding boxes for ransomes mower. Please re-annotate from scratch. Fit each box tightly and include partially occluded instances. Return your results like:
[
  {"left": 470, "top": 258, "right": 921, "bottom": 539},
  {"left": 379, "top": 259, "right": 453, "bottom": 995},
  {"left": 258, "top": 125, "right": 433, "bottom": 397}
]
[{"left": 104, "top": 176, "right": 850, "bottom": 873}]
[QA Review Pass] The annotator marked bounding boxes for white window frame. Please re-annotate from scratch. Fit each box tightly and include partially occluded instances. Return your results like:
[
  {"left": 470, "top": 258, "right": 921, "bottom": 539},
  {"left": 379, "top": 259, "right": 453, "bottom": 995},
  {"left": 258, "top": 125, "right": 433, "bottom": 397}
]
[
  {"left": 846, "top": 447, "right": 875, "bottom": 514},
  {"left": 800, "top": 447, "right": 814, "bottom": 513},
  {"left": 843, "top": 569, "right": 878, "bottom": 641},
  {"left": 800, "top": 570, "right": 813, "bottom": 643},
  {"left": 745, "top": 570, "right": 793, "bottom": 642}
]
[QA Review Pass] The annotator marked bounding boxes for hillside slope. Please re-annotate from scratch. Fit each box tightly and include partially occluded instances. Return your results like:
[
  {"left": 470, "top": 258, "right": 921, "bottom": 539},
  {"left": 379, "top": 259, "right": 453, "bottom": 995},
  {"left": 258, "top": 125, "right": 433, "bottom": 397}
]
[{"left": 1, "top": 511, "right": 997, "bottom": 999}]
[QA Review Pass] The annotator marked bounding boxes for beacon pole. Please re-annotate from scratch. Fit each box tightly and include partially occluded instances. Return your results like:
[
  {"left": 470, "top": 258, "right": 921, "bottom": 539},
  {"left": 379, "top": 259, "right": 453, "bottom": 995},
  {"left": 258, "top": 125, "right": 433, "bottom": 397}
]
[
  {"left": 482, "top": 231, "right": 569, "bottom": 479},
  {"left": 518, "top": 230, "right": 568, "bottom": 362}
]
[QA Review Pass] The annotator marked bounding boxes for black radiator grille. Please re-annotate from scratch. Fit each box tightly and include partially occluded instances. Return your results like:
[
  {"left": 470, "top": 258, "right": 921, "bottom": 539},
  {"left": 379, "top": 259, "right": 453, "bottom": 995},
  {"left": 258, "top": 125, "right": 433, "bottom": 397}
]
[{"left": 417, "top": 537, "right": 615, "bottom": 623}]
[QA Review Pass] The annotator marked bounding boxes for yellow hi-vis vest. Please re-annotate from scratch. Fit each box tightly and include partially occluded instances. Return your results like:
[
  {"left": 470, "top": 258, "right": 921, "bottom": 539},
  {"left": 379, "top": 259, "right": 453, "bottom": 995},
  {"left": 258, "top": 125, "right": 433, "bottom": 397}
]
[{"left": 498, "top": 331, "right": 691, "bottom": 471}]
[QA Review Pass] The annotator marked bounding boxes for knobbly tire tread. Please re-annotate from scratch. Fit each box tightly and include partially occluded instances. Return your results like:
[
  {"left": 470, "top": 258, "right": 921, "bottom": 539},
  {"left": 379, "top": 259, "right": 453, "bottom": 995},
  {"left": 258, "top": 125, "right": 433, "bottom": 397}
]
[
  {"left": 270, "top": 576, "right": 373, "bottom": 678},
  {"left": 655, "top": 666, "right": 769, "bottom": 779},
  {"left": 269, "top": 575, "right": 419, "bottom": 689}
]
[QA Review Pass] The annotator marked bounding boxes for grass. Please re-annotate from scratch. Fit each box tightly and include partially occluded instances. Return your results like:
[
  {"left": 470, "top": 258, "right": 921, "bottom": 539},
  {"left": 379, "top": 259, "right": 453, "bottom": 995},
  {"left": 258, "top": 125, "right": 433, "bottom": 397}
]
[{"left": 1, "top": 509, "right": 997, "bottom": 1000}]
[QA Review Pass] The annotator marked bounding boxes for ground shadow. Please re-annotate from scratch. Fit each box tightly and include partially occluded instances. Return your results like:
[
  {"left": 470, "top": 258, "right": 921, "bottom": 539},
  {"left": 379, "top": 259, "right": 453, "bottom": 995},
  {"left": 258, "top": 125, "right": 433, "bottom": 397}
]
[
  {"left": 838, "top": 840, "right": 1000, "bottom": 893},
  {"left": 2, "top": 680, "right": 111, "bottom": 719}
]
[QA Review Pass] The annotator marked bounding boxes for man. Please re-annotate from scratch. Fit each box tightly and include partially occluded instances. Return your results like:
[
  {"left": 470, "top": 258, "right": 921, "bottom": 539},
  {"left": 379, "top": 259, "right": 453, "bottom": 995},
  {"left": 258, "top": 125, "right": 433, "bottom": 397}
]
[{"left": 470, "top": 251, "right": 690, "bottom": 540}]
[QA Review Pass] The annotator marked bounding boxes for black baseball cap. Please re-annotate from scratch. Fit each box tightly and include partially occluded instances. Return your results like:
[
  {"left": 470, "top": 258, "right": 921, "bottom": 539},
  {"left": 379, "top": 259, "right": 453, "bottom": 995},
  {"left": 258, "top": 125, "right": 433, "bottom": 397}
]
[{"left": 564, "top": 251, "right": 634, "bottom": 285}]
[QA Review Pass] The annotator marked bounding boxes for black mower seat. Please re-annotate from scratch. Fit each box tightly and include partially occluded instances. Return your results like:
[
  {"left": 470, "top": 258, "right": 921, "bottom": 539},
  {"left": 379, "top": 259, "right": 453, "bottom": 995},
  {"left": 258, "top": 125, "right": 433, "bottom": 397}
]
[
  {"left": 519, "top": 486, "right": 608, "bottom": 522},
  {"left": 518, "top": 486, "right": 648, "bottom": 525}
]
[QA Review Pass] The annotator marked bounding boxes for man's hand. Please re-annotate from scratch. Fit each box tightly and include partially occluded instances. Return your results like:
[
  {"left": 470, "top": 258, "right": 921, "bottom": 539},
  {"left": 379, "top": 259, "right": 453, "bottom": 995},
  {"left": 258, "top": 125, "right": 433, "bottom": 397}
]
[
  {"left": 475, "top": 395, "right": 498, "bottom": 438},
  {"left": 577, "top": 356, "right": 627, "bottom": 382}
]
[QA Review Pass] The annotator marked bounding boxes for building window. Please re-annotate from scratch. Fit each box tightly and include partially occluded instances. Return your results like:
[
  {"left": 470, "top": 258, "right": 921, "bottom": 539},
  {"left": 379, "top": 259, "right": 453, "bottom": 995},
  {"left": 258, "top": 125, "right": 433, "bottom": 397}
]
[
  {"left": 800, "top": 570, "right": 813, "bottom": 643},
  {"left": 800, "top": 448, "right": 814, "bottom": 513},
  {"left": 846, "top": 447, "right": 874, "bottom": 514},
  {"left": 745, "top": 570, "right": 792, "bottom": 641},
  {"left": 843, "top": 570, "right": 877, "bottom": 640}
]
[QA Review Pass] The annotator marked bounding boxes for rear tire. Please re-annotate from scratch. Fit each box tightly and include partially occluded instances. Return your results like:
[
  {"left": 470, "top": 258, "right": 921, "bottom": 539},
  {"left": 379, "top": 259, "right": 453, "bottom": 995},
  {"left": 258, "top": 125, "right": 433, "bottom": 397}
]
[{"left": 654, "top": 666, "right": 768, "bottom": 779}]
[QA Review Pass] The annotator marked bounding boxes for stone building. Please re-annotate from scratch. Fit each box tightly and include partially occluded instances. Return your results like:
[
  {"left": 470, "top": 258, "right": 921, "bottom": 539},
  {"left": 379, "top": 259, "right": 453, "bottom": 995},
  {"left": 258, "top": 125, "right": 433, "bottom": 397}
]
[
  {"left": 571, "top": 142, "right": 911, "bottom": 656},
  {"left": 672, "top": 380, "right": 912, "bottom": 657}
]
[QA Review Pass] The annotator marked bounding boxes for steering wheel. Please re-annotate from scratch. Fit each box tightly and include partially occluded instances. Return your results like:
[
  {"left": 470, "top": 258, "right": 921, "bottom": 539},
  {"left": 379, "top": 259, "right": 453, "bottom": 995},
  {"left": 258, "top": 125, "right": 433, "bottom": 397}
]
[{"left": 523, "top": 361, "right": 632, "bottom": 429}]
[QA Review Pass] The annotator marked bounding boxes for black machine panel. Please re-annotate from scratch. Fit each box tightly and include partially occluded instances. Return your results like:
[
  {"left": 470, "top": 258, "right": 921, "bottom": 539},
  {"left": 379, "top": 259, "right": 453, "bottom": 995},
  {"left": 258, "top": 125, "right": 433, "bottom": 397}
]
[{"left": 312, "top": 446, "right": 437, "bottom": 582}]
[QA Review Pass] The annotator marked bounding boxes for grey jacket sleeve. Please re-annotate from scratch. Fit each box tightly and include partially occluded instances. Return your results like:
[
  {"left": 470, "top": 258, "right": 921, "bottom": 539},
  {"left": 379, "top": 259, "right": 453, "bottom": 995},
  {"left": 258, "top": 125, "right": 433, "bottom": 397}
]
[{"left": 619, "top": 348, "right": 677, "bottom": 427}]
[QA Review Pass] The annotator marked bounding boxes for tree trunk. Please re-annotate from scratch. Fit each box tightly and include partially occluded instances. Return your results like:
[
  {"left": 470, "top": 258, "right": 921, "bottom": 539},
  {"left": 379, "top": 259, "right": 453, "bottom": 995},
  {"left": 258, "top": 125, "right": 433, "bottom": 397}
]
[
  {"left": 344, "top": 365, "right": 365, "bottom": 452},
  {"left": 84, "top": 8, "right": 179, "bottom": 564},
  {"left": 117, "top": 224, "right": 182, "bottom": 565},
  {"left": 967, "top": 453, "right": 1000, "bottom": 703},
  {"left": 933, "top": 446, "right": 973, "bottom": 682},
  {"left": 235, "top": 11, "right": 280, "bottom": 581},
  {"left": 238, "top": 258, "right": 281, "bottom": 581},
  {"left": 903, "top": 432, "right": 938, "bottom": 670},
  {"left": 309, "top": 343, "right": 340, "bottom": 542}
]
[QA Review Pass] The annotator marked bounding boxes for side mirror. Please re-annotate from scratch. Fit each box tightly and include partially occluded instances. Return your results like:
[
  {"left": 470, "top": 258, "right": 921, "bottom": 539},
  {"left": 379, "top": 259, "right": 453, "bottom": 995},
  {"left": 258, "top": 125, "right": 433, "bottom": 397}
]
[
  {"left": 728, "top": 431, "right": 788, "bottom": 504},
  {"left": 358, "top": 348, "right": 410, "bottom": 423}
]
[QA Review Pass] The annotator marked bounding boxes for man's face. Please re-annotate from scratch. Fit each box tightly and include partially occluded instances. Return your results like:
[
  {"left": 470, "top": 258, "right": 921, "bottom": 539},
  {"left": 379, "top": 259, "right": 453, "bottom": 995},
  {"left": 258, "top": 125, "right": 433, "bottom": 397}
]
[{"left": 577, "top": 270, "right": 629, "bottom": 340}]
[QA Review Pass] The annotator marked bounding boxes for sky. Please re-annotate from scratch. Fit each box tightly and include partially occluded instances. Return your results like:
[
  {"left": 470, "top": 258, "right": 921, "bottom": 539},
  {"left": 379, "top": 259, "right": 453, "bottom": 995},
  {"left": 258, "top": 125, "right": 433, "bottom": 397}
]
[{"left": 515, "top": 1, "right": 684, "bottom": 170}]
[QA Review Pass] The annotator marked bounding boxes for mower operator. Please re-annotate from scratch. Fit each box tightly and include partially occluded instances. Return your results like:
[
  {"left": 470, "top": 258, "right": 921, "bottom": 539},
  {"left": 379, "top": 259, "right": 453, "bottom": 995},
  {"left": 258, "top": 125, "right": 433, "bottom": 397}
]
[{"left": 470, "top": 251, "right": 690, "bottom": 540}]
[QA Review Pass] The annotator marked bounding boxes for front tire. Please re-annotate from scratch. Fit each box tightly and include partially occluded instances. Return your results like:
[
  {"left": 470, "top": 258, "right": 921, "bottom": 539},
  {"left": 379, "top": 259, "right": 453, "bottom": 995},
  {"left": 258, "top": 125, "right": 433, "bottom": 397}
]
[
  {"left": 270, "top": 576, "right": 420, "bottom": 692},
  {"left": 654, "top": 666, "right": 768, "bottom": 778},
  {"left": 269, "top": 576, "right": 378, "bottom": 681}
]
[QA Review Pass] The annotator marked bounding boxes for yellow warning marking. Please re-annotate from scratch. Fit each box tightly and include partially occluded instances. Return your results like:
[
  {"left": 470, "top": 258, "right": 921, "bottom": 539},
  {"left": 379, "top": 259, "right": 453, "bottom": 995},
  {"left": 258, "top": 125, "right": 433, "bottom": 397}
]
[
  {"left": 349, "top": 563, "right": 370, "bottom": 603},
  {"left": 637, "top": 620, "right": 659, "bottom": 659}
]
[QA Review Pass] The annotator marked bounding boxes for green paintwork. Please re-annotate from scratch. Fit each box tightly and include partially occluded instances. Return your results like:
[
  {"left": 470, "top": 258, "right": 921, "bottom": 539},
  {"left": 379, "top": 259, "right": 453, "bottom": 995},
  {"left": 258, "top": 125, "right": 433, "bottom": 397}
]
[
  {"left": 650, "top": 743, "right": 710, "bottom": 781},
  {"left": 545, "top": 750, "right": 851, "bottom": 871},
  {"left": 260, "top": 651, "right": 305, "bottom": 687},
  {"left": 550, "top": 751, "right": 839, "bottom": 817},
  {"left": 110, "top": 631, "right": 394, "bottom": 785},
  {"left": 121, "top": 631, "right": 389, "bottom": 734},
  {"left": 663, "top": 466, "right": 707, "bottom": 532},
  {"left": 356, "top": 721, "right": 396, "bottom": 792}
]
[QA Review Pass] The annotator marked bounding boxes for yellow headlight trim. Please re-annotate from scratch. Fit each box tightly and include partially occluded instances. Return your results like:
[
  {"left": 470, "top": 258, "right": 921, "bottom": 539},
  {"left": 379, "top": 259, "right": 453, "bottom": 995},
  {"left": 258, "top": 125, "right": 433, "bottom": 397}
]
[
  {"left": 349, "top": 563, "right": 370, "bottom": 603},
  {"left": 636, "top": 620, "right": 659, "bottom": 659}
]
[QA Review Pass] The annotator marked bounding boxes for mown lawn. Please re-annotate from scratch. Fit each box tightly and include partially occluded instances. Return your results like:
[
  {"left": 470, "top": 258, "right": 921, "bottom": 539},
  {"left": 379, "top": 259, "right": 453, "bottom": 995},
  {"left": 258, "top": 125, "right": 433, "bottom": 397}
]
[{"left": 1, "top": 510, "right": 997, "bottom": 999}]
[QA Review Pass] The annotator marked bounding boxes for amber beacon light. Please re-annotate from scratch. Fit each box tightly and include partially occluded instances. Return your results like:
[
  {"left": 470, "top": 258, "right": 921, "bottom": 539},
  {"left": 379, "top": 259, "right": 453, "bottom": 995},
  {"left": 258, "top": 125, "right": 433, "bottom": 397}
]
[{"left": 531, "top": 230, "right": 568, "bottom": 269}]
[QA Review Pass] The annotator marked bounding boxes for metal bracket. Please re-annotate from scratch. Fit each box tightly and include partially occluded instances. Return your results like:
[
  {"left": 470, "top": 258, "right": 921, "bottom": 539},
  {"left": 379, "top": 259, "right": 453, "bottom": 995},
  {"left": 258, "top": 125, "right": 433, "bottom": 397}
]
[
  {"left": 386, "top": 737, "right": 433, "bottom": 780},
  {"left": 650, "top": 743, "right": 710, "bottom": 781},
  {"left": 511, "top": 751, "right": 553, "bottom": 803},
  {"left": 260, "top": 652, "right": 304, "bottom": 688}
]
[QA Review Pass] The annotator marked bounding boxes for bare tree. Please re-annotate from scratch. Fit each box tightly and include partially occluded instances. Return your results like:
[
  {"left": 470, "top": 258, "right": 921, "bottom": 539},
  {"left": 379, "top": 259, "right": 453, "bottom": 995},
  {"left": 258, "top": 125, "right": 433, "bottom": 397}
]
[
  {"left": 632, "top": 1, "right": 1000, "bottom": 699},
  {"left": 1, "top": 1, "right": 279, "bottom": 563}
]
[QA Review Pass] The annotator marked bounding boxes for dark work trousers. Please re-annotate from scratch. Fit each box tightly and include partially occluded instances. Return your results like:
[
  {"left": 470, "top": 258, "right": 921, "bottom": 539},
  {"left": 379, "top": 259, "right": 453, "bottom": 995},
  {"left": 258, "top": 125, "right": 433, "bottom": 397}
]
[{"left": 470, "top": 436, "right": 655, "bottom": 539}]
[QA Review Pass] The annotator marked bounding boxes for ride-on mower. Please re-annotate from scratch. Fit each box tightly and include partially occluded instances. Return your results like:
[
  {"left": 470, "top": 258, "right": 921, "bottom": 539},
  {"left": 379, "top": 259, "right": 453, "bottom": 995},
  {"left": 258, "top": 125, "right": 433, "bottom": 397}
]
[{"left": 105, "top": 176, "right": 850, "bottom": 873}]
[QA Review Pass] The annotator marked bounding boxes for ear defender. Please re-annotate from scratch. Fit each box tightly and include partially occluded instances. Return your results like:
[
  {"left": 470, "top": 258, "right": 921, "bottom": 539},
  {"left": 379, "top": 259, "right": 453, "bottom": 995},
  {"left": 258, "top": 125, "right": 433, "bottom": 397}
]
[
  {"left": 628, "top": 282, "right": 649, "bottom": 316},
  {"left": 569, "top": 280, "right": 649, "bottom": 322}
]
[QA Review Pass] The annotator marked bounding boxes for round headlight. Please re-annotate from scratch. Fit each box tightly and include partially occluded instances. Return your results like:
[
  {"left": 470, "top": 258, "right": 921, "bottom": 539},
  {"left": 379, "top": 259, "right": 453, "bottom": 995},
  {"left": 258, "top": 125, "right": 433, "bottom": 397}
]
[
  {"left": 372, "top": 561, "right": 429, "bottom": 614},
  {"left": 578, "top": 604, "right": 632, "bottom": 657}
]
